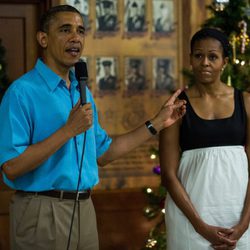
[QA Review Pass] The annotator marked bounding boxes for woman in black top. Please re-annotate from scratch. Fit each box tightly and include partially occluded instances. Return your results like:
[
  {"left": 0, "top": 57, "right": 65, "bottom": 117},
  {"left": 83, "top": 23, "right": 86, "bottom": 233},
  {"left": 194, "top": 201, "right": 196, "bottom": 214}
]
[{"left": 160, "top": 28, "right": 250, "bottom": 249}]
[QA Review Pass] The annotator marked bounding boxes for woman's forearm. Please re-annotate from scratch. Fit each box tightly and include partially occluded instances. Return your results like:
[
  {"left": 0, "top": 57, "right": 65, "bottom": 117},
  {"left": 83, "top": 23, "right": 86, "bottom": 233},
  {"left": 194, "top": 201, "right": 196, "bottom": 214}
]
[{"left": 163, "top": 175, "right": 205, "bottom": 232}]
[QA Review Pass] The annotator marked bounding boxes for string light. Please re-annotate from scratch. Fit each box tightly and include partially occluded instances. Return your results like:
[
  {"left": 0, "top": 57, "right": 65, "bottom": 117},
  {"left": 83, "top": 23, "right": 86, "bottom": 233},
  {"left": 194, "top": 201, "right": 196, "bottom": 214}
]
[
  {"left": 145, "top": 239, "right": 157, "bottom": 248},
  {"left": 231, "top": 34, "right": 236, "bottom": 63},
  {"left": 150, "top": 153, "right": 156, "bottom": 160},
  {"left": 214, "top": 0, "right": 229, "bottom": 11},
  {"left": 227, "top": 75, "right": 231, "bottom": 86}
]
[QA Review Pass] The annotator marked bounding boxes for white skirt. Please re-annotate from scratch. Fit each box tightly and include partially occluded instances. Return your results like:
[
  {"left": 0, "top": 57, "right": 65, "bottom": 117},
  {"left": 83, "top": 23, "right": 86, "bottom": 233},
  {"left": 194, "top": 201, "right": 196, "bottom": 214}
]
[{"left": 165, "top": 146, "right": 250, "bottom": 250}]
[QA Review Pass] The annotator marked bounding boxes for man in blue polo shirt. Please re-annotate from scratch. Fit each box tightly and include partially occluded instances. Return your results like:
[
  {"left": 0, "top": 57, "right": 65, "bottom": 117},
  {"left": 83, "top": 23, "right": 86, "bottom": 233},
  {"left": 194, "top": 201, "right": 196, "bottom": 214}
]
[{"left": 0, "top": 5, "right": 186, "bottom": 250}]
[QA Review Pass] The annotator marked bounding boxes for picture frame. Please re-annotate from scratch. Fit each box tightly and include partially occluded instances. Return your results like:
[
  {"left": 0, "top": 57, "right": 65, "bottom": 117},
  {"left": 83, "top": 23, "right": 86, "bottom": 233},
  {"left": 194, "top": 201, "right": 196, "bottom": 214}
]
[
  {"left": 96, "top": 56, "right": 119, "bottom": 92},
  {"left": 123, "top": 0, "right": 147, "bottom": 37},
  {"left": 56, "top": 0, "right": 184, "bottom": 189},
  {"left": 65, "top": 0, "right": 90, "bottom": 30},
  {"left": 96, "top": 0, "right": 119, "bottom": 33},
  {"left": 124, "top": 57, "right": 147, "bottom": 92},
  {"left": 152, "top": 0, "right": 175, "bottom": 35},
  {"left": 152, "top": 57, "right": 175, "bottom": 92}
]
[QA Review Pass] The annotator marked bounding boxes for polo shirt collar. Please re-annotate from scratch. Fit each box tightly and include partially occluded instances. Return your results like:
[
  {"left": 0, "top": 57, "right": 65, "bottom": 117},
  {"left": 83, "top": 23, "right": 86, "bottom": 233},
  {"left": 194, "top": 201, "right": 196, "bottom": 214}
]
[
  {"left": 69, "top": 70, "right": 78, "bottom": 89},
  {"left": 35, "top": 58, "right": 78, "bottom": 91}
]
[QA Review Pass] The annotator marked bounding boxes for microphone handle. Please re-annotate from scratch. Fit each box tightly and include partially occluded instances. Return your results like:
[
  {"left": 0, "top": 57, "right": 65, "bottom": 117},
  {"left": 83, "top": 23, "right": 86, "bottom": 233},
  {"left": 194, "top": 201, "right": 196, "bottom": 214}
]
[{"left": 79, "top": 78, "right": 87, "bottom": 105}]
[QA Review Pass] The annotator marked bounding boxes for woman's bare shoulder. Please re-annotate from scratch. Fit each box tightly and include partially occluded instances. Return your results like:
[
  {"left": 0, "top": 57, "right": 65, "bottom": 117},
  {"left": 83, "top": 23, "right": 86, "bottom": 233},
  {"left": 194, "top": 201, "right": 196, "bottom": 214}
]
[{"left": 242, "top": 91, "right": 250, "bottom": 115}]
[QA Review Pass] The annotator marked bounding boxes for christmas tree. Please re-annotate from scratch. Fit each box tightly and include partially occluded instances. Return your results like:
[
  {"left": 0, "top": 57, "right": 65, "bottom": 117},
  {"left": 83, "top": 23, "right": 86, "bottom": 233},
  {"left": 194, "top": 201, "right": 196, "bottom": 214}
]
[
  {"left": 0, "top": 39, "right": 10, "bottom": 102},
  {"left": 202, "top": 0, "right": 250, "bottom": 91},
  {"left": 141, "top": 148, "right": 167, "bottom": 250},
  {"left": 142, "top": 1, "right": 250, "bottom": 249}
]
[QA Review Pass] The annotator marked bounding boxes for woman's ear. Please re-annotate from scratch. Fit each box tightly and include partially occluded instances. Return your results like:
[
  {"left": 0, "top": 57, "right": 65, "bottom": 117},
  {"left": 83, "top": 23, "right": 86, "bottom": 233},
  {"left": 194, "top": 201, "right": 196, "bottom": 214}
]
[
  {"left": 37, "top": 31, "right": 48, "bottom": 48},
  {"left": 224, "top": 57, "right": 229, "bottom": 66},
  {"left": 222, "top": 57, "right": 229, "bottom": 71},
  {"left": 189, "top": 53, "right": 192, "bottom": 66}
]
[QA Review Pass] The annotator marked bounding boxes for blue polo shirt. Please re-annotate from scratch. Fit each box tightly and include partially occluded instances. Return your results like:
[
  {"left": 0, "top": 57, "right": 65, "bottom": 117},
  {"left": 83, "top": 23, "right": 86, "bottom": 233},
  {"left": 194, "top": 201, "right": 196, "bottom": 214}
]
[{"left": 0, "top": 59, "right": 112, "bottom": 191}]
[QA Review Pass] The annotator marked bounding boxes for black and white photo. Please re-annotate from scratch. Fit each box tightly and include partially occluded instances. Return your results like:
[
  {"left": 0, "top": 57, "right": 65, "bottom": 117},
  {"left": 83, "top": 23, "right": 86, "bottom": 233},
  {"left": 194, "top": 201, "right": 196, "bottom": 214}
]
[
  {"left": 153, "top": 57, "right": 175, "bottom": 91},
  {"left": 153, "top": 0, "right": 174, "bottom": 34},
  {"left": 96, "top": 57, "right": 118, "bottom": 91},
  {"left": 65, "top": 0, "right": 90, "bottom": 29},
  {"left": 96, "top": 0, "right": 118, "bottom": 32},
  {"left": 124, "top": 0, "right": 146, "bottom": 33},
  {"left": 125, "top": 57, "right": 146, "bottom": 91}
]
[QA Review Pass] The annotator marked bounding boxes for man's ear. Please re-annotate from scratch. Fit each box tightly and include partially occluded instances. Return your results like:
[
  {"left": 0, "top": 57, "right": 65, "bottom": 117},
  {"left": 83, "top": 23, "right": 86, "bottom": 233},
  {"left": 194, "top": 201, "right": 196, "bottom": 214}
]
[{"left": 37, "top": 31, "right": 48, "bottom": 48}]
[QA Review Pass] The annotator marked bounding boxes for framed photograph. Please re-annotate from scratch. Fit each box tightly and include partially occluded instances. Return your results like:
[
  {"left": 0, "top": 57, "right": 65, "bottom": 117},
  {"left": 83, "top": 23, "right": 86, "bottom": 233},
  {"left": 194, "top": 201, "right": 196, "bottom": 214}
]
[
  {"left": 152, "top": 0, "right": 175, "bottom": 36},
  {"left": 96, "top": 57, "right": 118, "bottom": 91},
  {"left": 65, "top": 0, "right": 90, "bottom": 30},
  {"left": 124, "top": 0, "right": 146, "bottom": 34},
  {"left": 96, "top": 0, "right": 118, "bottom": 32},
  {"left": 125, "top": 57, "right": 146, "bottom": 91},
  {"left": 153, "top": 57, "right": 175, "bottom": 92}
]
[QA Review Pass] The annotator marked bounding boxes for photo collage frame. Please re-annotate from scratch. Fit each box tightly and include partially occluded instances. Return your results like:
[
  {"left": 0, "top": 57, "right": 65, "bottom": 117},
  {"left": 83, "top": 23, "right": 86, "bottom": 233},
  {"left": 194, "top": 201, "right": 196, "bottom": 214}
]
[
  {"left": 63, "top": 0, "right": 179, "bottom": 96},
  {"left": 65, "top": 0, "right": 175, "bottom": 37},
  {"left": 79, "top": 56, "right": 175, "bottom": 96},
  {"left": 60, "top": 0, "right": 182, "bottom": 189}
]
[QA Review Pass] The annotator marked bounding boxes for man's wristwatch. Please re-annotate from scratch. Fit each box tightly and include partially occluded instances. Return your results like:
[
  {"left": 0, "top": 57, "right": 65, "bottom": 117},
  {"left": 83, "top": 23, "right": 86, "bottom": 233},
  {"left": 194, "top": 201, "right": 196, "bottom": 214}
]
[{"left": 145, "top": 120, "right": 157, "bottom": 135}]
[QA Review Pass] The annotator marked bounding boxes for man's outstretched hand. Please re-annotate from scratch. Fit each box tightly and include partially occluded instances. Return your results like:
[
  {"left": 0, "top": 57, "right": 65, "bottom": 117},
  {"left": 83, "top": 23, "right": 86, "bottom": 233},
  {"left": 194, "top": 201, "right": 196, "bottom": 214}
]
[{"left": 152, "top": 89, "right": 186, "bottom": 130}]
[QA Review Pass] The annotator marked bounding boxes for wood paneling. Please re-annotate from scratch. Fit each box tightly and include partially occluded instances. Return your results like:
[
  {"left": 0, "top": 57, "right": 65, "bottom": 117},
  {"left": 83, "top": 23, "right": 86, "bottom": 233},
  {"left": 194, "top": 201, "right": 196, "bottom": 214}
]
[
  {"left": 0, "top": 0, "right": 52, "bottom": 81},
  {"left": 0, "top": 1, "right": 210, "bottom": 249},
  {"left": 0, "top": 4, "right": 38, "bottom": 81},
  {"left": 0, "top": 2, "right": 52, "bottom": 250},
  {"left": 93, "top": 189, "right": 160, "bottom": 250},
  {"left": 0, "top": 190, "right": 13, "bottom": 250}
]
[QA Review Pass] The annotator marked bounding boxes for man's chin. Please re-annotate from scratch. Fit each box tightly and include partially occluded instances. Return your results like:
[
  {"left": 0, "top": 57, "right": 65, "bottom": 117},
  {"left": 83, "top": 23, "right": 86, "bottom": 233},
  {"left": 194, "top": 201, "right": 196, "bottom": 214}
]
[{"left": 68, "top": 59, "right": 80, "bottom": 67}]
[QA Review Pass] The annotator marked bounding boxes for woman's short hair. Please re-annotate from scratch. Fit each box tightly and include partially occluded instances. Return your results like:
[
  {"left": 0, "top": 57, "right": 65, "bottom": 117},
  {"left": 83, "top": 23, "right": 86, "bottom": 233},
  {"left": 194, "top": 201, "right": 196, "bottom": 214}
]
[{"left": 190, "top": 27, "right": 231, "bottom": 57}]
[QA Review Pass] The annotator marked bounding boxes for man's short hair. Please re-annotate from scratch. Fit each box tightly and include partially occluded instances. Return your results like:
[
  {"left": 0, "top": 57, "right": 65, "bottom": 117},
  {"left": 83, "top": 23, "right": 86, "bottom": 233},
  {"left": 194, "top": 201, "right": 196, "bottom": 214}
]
[{"left": 39, "top": 5, "right": 82, "bottom": 33}]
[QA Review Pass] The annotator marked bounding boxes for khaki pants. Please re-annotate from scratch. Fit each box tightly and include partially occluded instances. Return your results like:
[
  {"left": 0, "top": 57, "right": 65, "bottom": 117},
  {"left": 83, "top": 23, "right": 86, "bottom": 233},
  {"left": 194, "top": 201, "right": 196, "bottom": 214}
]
[{"left": 10, "top": 192, "right": 99, "bottom": 250}]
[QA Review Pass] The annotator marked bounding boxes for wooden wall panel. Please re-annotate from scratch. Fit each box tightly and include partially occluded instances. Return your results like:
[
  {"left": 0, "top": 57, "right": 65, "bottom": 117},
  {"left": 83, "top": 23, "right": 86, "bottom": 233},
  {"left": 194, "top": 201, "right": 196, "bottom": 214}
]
[
  {"left": 0, "top": 17, "right": 26, "bottom": 81},
  {"left": 0, "top": 191, "right": 13, "bottom": 250},
  {"left": 0, "top": 4, "right": 38, "bottom": 81},
  {"left": 0, "top": 1, "right": 210, "bottom": 249},
  {"left": 0, "top": 2, "right": 52, "bottom": 250},
  {"left": 94, "top": 189, "right": 160, "bottom": 250}
]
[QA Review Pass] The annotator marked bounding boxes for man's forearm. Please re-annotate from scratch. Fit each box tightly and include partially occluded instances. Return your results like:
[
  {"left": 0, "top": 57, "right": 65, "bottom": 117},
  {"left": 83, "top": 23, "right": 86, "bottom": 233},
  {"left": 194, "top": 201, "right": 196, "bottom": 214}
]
[
  {"left": 2, "top": 125, "right": 71, "bottom": 180},
  {"left": 98, "top": 122, "right": 154, "bottom": 166}
]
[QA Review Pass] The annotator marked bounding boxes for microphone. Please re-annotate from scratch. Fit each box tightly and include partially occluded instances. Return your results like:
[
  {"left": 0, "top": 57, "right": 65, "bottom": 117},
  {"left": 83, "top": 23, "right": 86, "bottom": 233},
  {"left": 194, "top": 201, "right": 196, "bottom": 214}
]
[
  {"left": 67, "top": 61, "right": 89, "bottom": 250},
  {"left": 75, "top": 60, "right": 88, "bottom": 105}
]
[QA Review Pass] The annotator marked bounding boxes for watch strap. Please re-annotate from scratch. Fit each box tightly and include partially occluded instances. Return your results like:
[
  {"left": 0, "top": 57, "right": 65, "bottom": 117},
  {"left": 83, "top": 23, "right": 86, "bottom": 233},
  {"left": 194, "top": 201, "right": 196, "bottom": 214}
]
[{"left": 145, "top": 120, "right": 157, "bottom": 135}]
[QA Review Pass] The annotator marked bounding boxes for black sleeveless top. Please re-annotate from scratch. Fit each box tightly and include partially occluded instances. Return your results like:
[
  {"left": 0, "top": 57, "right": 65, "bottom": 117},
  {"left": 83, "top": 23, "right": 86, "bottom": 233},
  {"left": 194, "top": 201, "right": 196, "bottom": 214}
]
[{"left": 179, "top": 88, "right": 246, "bottom": 152}]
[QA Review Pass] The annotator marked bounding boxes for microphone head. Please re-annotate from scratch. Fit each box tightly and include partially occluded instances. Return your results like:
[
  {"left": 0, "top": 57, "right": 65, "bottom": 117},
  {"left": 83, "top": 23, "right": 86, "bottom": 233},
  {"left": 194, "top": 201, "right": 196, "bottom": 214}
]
[{"left": 75, "top": 60, "right": 88, "bottom": 81}]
